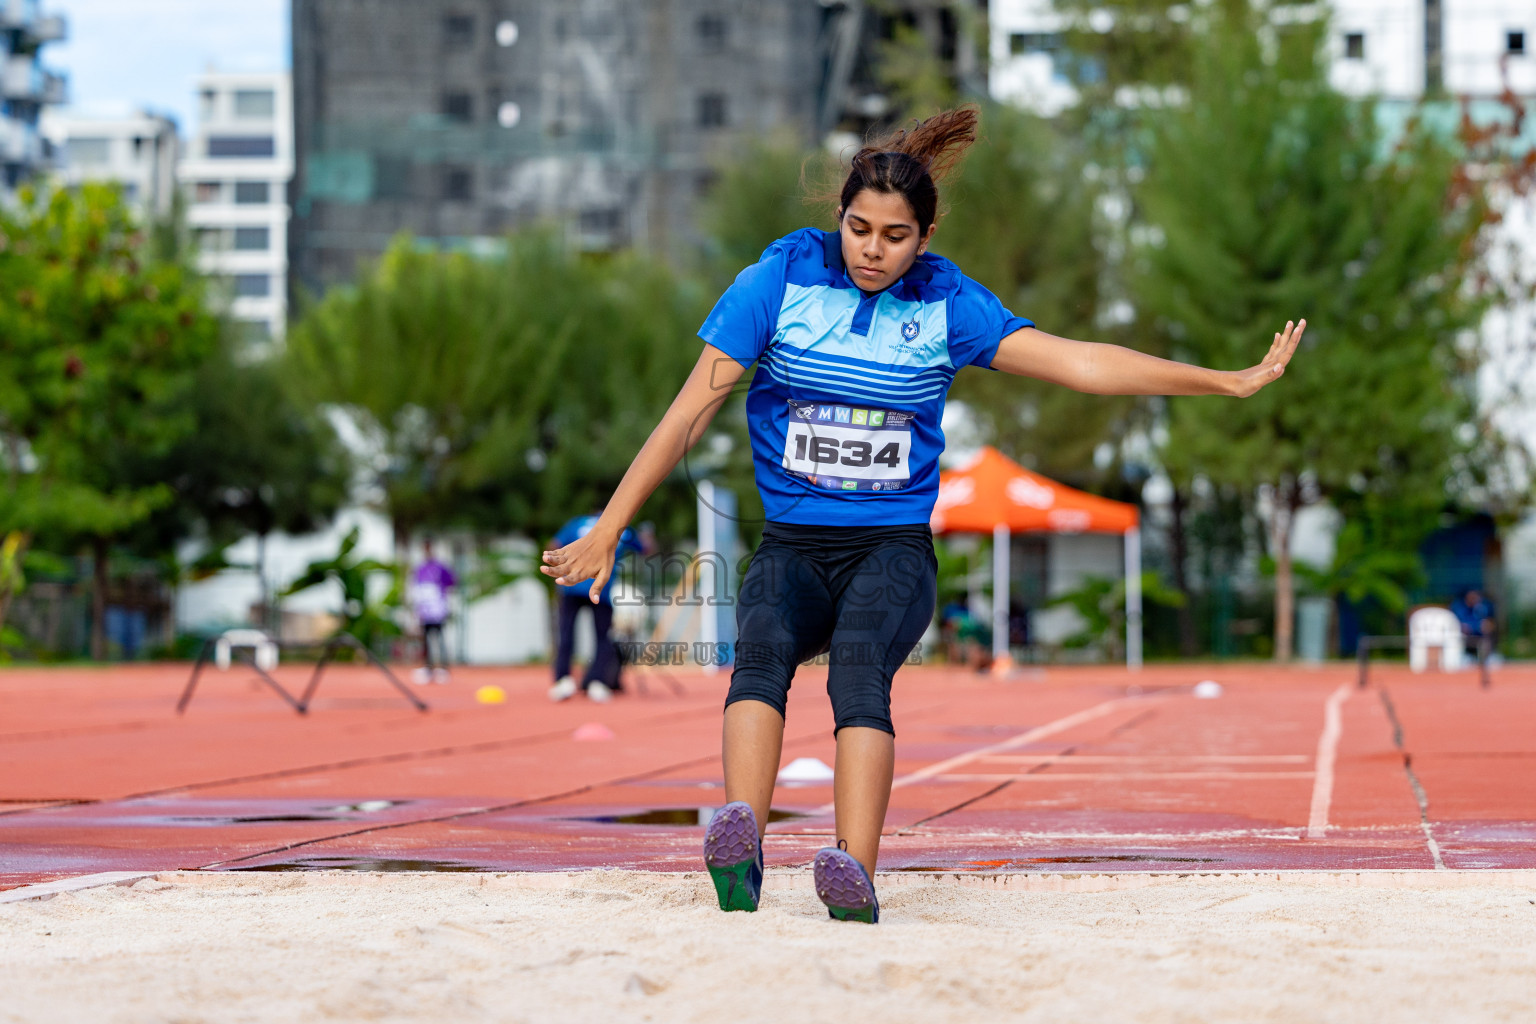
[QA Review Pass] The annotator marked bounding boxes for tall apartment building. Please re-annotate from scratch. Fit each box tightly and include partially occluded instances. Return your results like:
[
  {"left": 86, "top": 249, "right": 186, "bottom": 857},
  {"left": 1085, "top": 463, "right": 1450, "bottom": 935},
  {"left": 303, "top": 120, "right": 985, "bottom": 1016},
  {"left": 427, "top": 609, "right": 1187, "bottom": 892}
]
[
  {"left": 0, "top": 0, "right": 66, "bottom": 195},
  {"left": 42, "top": 110, "right": 179, "bottom": 216},
  {"left": 990, "top": 0, "right": 1533, "bottom": 110},
  {"left": 179, "top": 71, "right": 294, "bottom": 345},
  {"left": 290, "top": 0, "right": 838, "bottom": 292}
]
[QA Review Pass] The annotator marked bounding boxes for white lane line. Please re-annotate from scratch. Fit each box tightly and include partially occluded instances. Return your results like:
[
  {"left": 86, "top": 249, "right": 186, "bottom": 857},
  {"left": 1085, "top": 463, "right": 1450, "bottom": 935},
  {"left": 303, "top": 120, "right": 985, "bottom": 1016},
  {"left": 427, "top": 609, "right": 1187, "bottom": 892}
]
[
  {"left": 1305, "top": 684, "right": 1353, "bottom": 840},
  {"left": 0, "top": 871, "right": 157, "bottom": 904},
  {"left": 977, "top": 754, "right": 1311, "bottom": 765},
  {"left": 812, "top": 695, "right": 1146, "bottom": 815},
  {"left": 894, "top": 696, "right": 1148, "bottom": 789},
  {"left": 940, "top": 771, "right": 1316, "bottom": 782}
]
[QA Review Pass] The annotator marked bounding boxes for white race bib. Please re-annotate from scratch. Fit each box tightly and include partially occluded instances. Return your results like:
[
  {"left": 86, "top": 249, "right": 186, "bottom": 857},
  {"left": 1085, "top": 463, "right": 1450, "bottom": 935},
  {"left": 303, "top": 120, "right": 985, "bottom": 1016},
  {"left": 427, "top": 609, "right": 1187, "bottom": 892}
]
[{"left": 781, "top": 401, "right": 913, "bottom": 492}]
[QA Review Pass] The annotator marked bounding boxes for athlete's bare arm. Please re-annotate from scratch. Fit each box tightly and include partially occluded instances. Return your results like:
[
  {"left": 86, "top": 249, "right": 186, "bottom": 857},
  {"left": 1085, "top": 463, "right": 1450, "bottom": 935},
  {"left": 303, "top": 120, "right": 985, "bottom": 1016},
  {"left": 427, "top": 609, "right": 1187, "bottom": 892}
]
[
  {"left": 540, "top": 343, "right": 747, "bottom": 600},
  {"left": 991, "top": 320, "right": 1306, "bottom": 398}
]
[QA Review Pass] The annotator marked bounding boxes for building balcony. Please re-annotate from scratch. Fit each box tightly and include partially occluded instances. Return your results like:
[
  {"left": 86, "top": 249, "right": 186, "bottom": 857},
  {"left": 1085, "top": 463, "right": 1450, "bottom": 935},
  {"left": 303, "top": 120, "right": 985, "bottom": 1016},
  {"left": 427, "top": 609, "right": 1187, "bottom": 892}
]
[
  {"left": 0, "top": 2, "right": 65, "bottom": 43},
  {"left": 0, "top": 118, "right": 41, "bottom": 164},
  {"left": 1, "top": 57, "right": 67, "bottom": 105},
  {"left": 32, "top": 13, "right": 65, "bottom": 42}
]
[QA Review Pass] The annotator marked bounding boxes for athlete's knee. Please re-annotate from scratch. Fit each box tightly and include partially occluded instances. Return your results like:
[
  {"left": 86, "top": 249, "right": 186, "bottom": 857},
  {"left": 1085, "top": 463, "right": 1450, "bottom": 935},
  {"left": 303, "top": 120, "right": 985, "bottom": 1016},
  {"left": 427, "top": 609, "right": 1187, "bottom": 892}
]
[
  {"left": 833, "top": 713, "right": 894, "bottom": 736},
  {"left": 725, "top": 665, "right": 792, "bottom": 718},
  {"left": 724, "top": 685, "right": 789, "bottom": 719}
]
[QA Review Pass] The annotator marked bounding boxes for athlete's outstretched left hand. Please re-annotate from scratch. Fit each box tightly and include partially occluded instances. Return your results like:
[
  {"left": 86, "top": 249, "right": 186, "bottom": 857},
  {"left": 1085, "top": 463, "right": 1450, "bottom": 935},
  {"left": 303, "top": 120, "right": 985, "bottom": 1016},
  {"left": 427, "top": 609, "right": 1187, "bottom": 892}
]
[{"left": 1228, "top": 319, "right": 1306, "bottom": 398}]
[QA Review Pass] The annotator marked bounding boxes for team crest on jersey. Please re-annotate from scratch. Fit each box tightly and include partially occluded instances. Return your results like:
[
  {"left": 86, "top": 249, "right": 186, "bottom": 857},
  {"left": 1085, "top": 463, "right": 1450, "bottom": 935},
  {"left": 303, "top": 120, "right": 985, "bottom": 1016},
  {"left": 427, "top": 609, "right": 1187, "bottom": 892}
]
[{"left": 901, "top": 320, "right": 921, "bottom": 341}]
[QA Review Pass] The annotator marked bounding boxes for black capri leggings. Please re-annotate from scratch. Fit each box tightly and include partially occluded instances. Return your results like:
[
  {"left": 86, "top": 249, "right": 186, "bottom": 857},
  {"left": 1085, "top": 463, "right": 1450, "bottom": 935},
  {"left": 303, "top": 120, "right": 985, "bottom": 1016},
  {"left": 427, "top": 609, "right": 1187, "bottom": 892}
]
[{"left": 725, "top": 522, "right": 937, "bottom": 736}]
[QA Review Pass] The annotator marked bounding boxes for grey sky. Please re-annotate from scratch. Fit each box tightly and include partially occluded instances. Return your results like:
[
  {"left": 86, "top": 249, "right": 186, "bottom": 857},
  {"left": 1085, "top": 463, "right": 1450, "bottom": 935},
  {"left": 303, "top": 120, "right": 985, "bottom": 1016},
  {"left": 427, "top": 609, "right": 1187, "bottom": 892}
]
[{"left": 45, "top": 0, "right": 288, "bottom": 130}]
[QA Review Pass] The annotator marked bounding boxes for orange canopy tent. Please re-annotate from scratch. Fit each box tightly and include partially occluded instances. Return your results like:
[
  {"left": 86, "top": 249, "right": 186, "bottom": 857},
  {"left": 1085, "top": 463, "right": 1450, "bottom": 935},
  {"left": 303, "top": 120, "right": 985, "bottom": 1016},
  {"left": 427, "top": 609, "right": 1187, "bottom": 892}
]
[{"left": 930, "top": 446, "right": 1144, "bottom": 669}]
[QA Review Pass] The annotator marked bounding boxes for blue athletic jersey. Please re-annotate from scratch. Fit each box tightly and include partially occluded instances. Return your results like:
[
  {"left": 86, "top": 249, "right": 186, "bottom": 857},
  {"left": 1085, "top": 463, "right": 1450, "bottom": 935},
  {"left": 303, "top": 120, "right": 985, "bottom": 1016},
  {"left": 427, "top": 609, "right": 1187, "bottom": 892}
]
[
  {"left": 554, "top": 515, "right": 642, "bottom": 602},
  {"left": 699, "top": 228, "right": 1033, "bottom": 525}
]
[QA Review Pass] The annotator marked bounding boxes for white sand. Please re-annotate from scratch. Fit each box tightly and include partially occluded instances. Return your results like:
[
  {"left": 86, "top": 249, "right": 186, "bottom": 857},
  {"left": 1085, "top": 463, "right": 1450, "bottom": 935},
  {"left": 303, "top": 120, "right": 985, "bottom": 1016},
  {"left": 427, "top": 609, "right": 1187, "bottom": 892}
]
[{"left": 3, "top": 870, "right": 1535, "bottom": 1023}]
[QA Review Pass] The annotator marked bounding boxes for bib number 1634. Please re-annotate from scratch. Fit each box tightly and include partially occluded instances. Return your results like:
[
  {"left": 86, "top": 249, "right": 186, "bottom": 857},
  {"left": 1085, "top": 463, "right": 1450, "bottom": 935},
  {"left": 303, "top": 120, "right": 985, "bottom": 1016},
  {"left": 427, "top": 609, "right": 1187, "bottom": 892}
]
[
  {"left": 782, "top": 419, "right": 910, "bottom": 484},
  {"left": 792, "top": 432, "right": 902, "bottom": 469}
]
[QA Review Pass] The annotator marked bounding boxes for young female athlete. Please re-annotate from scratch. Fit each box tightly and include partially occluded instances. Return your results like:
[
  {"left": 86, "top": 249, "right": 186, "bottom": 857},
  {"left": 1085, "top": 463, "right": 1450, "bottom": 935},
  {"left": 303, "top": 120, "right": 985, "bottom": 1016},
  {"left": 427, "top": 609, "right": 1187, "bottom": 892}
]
[{"left": 541, "top": 107, "right": 1305, "bottom": 923}]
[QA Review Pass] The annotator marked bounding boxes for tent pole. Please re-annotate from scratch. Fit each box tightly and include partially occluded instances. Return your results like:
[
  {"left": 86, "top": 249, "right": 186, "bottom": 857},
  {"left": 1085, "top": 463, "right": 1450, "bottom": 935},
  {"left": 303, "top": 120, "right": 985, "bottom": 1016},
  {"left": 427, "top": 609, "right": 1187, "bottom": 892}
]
[
  {"left": 1125, "top": 526, "right": 1143, "bottom": 671},
  {"left": 993, "top": 523, "right": 1011, "bottom": 673}
]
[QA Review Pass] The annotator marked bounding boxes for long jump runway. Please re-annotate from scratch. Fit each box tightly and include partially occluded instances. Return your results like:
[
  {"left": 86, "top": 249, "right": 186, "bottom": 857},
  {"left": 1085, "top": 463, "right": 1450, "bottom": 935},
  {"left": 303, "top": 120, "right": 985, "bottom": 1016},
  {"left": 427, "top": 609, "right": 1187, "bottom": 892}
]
[{"left": 3, "top": 660, "right": 1535, "bottom": 889}]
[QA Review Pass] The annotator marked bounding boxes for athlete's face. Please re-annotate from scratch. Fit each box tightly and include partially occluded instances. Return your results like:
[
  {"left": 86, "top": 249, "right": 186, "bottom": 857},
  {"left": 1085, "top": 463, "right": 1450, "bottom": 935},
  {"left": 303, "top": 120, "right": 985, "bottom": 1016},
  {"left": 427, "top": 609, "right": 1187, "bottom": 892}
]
[{"left": 838, "top": 190, "right": 937, "bottom": 293}]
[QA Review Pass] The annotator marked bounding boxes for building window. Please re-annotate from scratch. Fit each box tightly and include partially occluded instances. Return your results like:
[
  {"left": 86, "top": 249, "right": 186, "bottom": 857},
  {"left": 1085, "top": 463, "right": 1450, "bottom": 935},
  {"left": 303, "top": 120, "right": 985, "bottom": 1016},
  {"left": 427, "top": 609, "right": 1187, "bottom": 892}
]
[
  {"left": 579, "top": 208, "right": 621, "bottom": 234},
  {"left": 233, "top": 274, "right": 271, "bottom": 298},
  {"left": 1510, "top": 31, "right": 1527, "bottom": 56},
  {"left": 1010, "top": 32, "right": 1060, "bottom": 56},
  {"left": 67, "top": 137, "right": 111, "bottom": 165},
  {"left": 199, "top": 89, "right": 217, "bottom": 120},
  {"left": 208, "top": 136, "right": 276, "bottom": 158},
  {"left": 234, "top": 181, "right": 270, "bottom": 204},
  {"left": 698, "top": 93, "right": 727, "bottom": 129},
  {"left": 442, "top": 92, "right": 473, "bottom": 122},
  {"left": 233, "top": 90, "right": 276, "bottom": 119},
  {"left": 195, "top": 227, "right": 226, "bottom": 252},
  {"left": 237, "top": 320, "right": 273, "bottom": 345},
  {"left": 1344, "top": 32, "right": 1365, "bottom": 60},
  {"left": 698, "top": 14, "right": 726, "bottom": 50},
  {"left": 443, "top": 166, "right": 473, "bottom": 201},
  {"left": 194, "top": 181, "right": 222, "bottom": 203},
  {"left": 444, "top": 14, "right": 475, "bottom": 49},
  {"left": 233, "top": 227, "right": 270, "bottom": 251}
]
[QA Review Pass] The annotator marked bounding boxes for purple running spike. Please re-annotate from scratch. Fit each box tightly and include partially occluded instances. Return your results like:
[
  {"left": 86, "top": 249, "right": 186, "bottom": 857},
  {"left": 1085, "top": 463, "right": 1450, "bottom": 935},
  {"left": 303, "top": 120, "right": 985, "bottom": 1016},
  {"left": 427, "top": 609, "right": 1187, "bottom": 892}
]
[
  {"left": 813, "top": 847, "right": 878, "bottom": 923},
  {"left": 704, "top": 801, "right": 762, "bottom": 912},
  {"left": 703, "top": 802, "right": 758, "bottom": 868}
]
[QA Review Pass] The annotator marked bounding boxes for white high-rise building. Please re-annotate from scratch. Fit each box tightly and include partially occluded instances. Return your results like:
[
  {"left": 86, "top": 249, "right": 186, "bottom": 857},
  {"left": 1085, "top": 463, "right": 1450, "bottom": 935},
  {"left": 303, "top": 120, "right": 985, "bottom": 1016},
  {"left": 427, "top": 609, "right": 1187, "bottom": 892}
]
[
  {"left": 178, "top": 71, "right": 293, "bottom": 346},
  {"left": 42, "top": 110, "right": 179, "bottom": 216},
  {"left": 990, "top": 0, "right": 1534, "bottom": 109},
  {"left": 0, "top": 0, "right": 67, "bottom": 197}
]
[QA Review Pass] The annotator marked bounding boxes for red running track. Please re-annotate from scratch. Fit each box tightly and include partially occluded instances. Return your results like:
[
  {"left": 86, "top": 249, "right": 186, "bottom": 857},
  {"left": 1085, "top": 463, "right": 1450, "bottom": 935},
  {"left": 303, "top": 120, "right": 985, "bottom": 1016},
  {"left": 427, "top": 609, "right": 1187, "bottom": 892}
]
[{"left": 2, "top": 659, "right": 1534, "bottom": 889}]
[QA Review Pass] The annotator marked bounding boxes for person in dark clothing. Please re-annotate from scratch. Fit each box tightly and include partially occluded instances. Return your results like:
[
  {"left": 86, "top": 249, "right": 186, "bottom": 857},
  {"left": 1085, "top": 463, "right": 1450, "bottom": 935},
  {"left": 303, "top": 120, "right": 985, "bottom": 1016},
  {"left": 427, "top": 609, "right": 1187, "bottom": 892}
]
[
  {"left": 1452, "top": 588, "right": 1496, "bottom": 641},
  {"left": 549, "top": 513, "right": 646, "bottom": 703}
]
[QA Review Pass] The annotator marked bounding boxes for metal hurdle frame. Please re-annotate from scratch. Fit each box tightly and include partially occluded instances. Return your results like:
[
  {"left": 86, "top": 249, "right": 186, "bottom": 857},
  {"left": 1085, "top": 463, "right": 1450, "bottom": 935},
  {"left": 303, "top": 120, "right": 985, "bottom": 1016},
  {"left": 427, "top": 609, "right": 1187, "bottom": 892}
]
[
  {"left": 1356, "top": 634, "right": 1494, "bottom": 690},
  {"left": 177, "top": 632, "right": 429, "bottom": 715}
]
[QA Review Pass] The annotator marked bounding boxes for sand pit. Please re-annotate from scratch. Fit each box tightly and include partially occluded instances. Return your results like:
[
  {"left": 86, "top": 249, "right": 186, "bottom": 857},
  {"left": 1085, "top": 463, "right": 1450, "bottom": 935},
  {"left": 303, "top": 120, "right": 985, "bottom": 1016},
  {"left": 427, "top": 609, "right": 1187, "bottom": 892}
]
[{"left": 3, "top": 870, "right": 1535, "bottom": 1023}]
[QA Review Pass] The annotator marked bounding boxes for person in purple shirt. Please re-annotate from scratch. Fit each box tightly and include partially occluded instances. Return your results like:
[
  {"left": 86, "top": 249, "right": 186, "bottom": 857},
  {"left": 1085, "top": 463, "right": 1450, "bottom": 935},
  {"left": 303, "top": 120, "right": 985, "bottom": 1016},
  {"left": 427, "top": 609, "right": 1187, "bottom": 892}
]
[{"left": 411, "top": 539, "right": 457, "bottom": 684}]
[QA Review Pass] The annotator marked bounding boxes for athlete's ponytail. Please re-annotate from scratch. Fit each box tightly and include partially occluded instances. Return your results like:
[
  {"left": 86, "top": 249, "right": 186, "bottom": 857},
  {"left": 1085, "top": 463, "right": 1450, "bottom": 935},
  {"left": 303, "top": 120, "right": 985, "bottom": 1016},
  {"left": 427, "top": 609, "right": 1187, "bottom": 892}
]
[{"left": 837, "top": 106, "right": 979, "bottom": 234}]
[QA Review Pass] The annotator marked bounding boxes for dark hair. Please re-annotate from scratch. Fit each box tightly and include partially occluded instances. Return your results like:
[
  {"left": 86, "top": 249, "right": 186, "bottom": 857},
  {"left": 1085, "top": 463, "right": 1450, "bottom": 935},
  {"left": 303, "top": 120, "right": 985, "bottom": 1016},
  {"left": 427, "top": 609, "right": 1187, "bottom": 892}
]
[{"left": 837, "top": 107, "right": 979, "bottom": 235}]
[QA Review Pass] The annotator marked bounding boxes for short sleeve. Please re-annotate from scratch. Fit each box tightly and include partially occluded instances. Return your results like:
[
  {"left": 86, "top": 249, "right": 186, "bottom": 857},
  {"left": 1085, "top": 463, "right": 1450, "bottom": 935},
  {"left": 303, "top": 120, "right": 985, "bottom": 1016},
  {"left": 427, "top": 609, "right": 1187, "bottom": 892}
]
[
  {"left": 947, "top": 275, "right": 1034, "bottom": 370},
  {"left": 698, "top": 240, "right": 791, "bottom": 368}
]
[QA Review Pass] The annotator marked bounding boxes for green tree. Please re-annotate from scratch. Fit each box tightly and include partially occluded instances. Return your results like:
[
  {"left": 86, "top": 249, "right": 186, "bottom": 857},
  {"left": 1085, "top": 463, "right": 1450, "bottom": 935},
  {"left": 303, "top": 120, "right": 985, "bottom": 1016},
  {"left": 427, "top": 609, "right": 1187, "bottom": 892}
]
[
  {"left": 281, "top": 526, "right": 398, "bottom": 649},
  {"left": 1047, "top": 570, "right": 1185, "bottom": 659},
  {"left": 0, "top": 184, "right": 219, "bottom": 656},
  {"left": 1132, "top": 10, "right": 1494, "bottom": 661},
  {"left": 135, "top": 329, "right": 349, "bottom": 623},
  {"left": 939, "top": 103, "right": 1139, "bottom": 491},
  {"left": 286, "top": 233, "right": 710, "bottom": 556},
  {"left": 699, "top": 137, "right": 832, "bottom": 284}
]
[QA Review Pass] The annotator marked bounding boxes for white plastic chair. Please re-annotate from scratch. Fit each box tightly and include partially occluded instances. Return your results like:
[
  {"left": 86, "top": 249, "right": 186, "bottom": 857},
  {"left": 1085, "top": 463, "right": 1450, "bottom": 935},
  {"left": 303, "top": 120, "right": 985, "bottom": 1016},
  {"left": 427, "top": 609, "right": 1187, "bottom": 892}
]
[
  {"left": 215, "top": 628, "right": 280, "bottom": 673},
  {"left": 1408, "top": 607, "right": 1464, "bottom": 672}
]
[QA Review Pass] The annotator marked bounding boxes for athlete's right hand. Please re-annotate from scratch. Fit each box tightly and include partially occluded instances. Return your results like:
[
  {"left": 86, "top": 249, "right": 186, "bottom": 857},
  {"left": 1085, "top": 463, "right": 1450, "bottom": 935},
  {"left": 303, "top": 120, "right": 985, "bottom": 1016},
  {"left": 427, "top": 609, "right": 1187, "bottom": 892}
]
[{"left": 541, "top": 528, "right": 618, "bottom": 603}]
